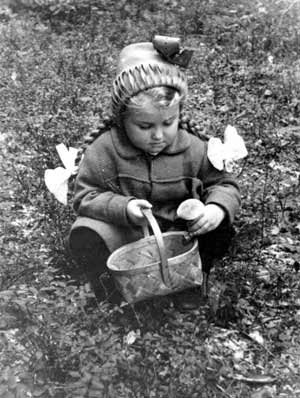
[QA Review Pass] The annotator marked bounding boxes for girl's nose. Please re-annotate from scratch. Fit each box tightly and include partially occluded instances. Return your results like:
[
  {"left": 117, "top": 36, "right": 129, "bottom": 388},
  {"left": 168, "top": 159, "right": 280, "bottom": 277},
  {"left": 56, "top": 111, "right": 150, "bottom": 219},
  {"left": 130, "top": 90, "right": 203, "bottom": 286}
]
[{"left": 152, "top": 126, "right": 163, "bottom": 140}]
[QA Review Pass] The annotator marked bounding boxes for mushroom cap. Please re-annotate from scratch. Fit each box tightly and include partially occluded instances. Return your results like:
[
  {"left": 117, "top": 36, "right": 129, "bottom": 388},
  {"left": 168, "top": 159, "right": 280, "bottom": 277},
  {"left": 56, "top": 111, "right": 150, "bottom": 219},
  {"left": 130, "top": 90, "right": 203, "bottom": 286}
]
[{"left": 176, "top": 199, "right": 205, "bottom": 221}]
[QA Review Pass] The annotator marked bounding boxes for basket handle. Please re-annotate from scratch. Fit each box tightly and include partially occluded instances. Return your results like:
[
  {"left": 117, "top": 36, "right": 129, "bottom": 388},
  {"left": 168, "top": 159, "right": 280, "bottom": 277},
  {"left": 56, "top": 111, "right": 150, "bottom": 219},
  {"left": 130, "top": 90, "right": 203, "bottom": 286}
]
[{"left": 141, "top": 209, "right": 172, "bottom": 288}]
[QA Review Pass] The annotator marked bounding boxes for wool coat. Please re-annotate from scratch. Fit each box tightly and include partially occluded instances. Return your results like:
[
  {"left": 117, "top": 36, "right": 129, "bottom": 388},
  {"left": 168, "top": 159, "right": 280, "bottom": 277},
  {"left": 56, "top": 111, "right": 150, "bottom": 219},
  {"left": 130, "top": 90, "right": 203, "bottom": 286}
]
[{"left": 71, "top": 127, "right": 240, "bottom": 252}]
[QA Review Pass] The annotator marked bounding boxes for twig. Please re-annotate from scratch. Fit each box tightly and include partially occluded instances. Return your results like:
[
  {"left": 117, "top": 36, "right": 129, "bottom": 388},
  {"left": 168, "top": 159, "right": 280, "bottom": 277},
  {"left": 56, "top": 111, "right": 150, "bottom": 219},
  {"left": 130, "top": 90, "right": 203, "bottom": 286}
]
[
  {"left": 232, "top": 324, "right": 300, "bottom": 376},
  {"left": 260, "top": 163, "right": 269, "bottom": 242},
  {"left": 216, "top": 383, "right": 234, "bottom": 398},
  {"left": 278, "top": 0, "right": 299, "bottom": 23},
  {"left": 229, "top": 324, "right": 274, "bottom": 358},
  {"left": 224, "top": 373, "right": 277, "bottom": 385}
]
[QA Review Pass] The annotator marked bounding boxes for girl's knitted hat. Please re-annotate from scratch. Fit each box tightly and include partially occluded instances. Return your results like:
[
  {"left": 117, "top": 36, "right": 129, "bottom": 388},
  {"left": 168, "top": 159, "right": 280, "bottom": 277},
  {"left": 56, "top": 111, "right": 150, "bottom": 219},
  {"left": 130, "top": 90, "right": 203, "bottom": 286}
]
[{"left": 111, "top": 36, "right": 193, "bottom": 118}]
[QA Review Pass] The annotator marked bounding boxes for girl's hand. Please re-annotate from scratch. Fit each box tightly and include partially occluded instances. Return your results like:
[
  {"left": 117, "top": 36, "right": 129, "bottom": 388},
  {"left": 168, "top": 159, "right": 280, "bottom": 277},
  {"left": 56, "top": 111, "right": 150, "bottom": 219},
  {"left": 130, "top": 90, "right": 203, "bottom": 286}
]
[
  {"left": 187, "top": 204, "right": 226, "bottom": 236},
  {"left": 126, "top": 199, "right": 152, "bottom": 226}
]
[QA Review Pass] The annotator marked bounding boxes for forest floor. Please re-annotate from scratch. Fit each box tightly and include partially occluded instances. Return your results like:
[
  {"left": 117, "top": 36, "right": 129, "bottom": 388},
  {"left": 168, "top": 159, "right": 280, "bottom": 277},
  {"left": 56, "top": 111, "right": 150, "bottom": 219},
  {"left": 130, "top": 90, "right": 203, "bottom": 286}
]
[{"left": 0, "top": 1, "right": 300, "bottom": 397}]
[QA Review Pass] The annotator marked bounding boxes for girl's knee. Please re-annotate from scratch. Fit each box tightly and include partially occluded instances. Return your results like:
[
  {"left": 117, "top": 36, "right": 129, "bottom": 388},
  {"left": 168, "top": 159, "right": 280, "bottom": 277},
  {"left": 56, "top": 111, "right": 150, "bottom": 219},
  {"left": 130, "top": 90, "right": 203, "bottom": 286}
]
[{"left": 68, "top": 227, "right": 109, "bottom": 260}]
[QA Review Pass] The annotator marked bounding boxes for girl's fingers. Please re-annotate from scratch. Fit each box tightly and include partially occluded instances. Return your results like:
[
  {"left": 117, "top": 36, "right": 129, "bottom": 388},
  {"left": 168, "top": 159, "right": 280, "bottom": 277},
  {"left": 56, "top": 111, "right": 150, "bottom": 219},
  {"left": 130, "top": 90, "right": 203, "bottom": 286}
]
[
  {"left": 136, "top": 200, "right": 152, "bottom": 209},
  {"left": 190, "top": 221, "right": 211, "bottom": 236},
  {"left": 188, "top": 218, "right": 206, "bottom": 232},
  {"left": 136, "top": 203, "right": 152, "bottom": 218}
]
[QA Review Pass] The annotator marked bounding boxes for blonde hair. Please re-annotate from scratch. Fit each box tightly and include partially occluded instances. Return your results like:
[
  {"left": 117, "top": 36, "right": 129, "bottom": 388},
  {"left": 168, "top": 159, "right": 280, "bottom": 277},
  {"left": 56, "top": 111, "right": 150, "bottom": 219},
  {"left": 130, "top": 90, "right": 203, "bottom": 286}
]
[
  {"left": 119, "top": 86, "right": 182, "bottom": 122},
  {"left": 129, "top": 86, "right": 181, "bottom": 107}
]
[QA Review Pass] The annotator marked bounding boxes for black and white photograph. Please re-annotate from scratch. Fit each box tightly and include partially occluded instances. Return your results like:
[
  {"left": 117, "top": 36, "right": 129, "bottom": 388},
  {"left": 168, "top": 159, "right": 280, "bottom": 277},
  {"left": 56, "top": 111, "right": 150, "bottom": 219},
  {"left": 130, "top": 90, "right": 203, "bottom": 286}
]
[{"left": 0, "top": 0, "right": 300, "bottom": 397}]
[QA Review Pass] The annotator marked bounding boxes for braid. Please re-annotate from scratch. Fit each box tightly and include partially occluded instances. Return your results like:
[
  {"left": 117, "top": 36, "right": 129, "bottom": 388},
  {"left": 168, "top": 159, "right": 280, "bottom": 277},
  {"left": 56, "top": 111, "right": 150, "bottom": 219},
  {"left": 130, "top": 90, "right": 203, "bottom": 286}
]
[
  {"left": 68, "top": 113, "right": 113, "bottom": 198},
  {"left": 179, "top": 113, "right": 210, "bottom": 141},
  {"left": 74, "top": 113, "right": 113, "bottom": 170}
]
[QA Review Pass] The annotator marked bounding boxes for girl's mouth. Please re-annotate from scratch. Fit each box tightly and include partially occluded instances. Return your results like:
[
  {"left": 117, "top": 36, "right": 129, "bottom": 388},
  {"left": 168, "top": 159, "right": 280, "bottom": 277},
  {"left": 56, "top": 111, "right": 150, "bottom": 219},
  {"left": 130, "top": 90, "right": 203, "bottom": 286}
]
[{"left": 148, "top": 144, "right": 164, "bottom": 155}]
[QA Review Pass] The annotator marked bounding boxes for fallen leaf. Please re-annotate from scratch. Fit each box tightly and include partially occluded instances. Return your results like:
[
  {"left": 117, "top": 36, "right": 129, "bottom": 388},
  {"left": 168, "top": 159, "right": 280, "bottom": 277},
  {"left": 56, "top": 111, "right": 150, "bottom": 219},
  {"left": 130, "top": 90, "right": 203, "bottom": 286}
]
[
  {"left": 264, "top": 89, "right": 272, "bottom": 96},
  {"left": 294, "top": 310, "right": 300, "bottom": 323},
  {"left": 233, "top": 349, "right": 244, "bottom": 361},
  {"left": 249, "top": 330, "right": 264, "bottom": 345},
  {"left": 251, "top": 385, "right": 277, "bottom": 398},
  {"left": 125, "top": 330, "right": 140, "bottom": 345},
  {"left": 256, "top": 268, "right": 271, "bottom": 284},
  {"left": 270, "top": 226, "right": 280, "bottom": 235}
]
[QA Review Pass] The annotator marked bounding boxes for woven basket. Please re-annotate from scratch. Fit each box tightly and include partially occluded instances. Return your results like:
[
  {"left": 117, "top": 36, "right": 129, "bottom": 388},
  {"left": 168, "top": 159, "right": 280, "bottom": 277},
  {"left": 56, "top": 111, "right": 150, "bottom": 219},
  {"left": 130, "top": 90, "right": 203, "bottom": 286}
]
[{"left": 107, "top": 209, "right": 202, "bottom": 303}]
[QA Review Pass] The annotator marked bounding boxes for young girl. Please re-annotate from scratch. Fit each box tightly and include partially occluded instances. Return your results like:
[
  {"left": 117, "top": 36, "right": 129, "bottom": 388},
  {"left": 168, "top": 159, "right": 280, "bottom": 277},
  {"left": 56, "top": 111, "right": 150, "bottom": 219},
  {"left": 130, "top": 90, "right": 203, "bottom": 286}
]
[{"left": 69, "top": 38, "right": 240, "bottom": 309}]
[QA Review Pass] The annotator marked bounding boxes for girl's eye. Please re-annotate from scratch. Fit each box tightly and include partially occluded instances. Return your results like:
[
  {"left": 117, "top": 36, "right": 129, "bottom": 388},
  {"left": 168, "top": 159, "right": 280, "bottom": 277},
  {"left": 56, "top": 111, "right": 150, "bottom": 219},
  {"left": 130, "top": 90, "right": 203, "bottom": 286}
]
[
  {"left": 138, "top": 124, "right": 152, "bottom": 130},
  {"left": 164, "top": 119, "right": 175, "bottom": 127}
]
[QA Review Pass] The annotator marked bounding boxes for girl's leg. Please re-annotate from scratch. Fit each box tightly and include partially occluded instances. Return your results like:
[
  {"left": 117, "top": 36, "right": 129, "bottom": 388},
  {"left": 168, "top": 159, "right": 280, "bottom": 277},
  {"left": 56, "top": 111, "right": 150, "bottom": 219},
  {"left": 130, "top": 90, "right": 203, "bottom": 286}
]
[
  {"left": 68, "top": 218, "right": 144, "bottom": 303},
  {"left": 174, "top": 222, "right": 235, "bottom": 311},
  {"left": 198, "top": 222, "right": 235, "bottom": 297},
  {"left": 68, "top": 227, "right": 115, "bottom": 301}
]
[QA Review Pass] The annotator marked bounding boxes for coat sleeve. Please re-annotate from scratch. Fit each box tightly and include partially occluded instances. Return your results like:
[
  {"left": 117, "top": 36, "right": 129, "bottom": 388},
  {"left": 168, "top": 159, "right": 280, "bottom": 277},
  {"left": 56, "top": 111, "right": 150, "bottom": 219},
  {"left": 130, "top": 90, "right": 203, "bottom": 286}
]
[
  {"left": 198, "top": 142, "right": 241, "bottom": 224},
  {"left": 73, "top": 141, "right": 135, "bottom": 227}
]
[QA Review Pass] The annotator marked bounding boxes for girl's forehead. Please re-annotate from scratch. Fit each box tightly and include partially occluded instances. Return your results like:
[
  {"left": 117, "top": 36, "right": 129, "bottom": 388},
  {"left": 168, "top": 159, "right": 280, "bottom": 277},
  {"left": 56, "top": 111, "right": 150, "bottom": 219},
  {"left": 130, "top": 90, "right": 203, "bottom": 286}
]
[{"left": 128, "top": 102, "right": 180, "bottom": 121}]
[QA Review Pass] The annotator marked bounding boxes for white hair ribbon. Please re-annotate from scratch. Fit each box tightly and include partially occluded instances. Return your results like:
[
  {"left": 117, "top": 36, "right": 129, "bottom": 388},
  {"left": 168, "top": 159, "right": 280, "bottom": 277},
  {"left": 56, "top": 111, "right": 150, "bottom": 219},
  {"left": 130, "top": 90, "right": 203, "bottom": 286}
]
[
  {"left": 44, "top": 143, "right": 79, "bottom": 205},
  {"left": 207, "top": 125, "right": 248, "bottom": 172}
]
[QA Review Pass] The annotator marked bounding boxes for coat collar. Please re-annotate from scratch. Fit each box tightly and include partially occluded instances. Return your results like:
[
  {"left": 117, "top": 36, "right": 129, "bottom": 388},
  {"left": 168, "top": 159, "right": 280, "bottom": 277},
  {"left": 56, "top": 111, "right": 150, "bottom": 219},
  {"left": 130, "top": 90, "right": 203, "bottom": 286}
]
[{"left": 110, "top": 126, "right": 191, "bottom": 159}]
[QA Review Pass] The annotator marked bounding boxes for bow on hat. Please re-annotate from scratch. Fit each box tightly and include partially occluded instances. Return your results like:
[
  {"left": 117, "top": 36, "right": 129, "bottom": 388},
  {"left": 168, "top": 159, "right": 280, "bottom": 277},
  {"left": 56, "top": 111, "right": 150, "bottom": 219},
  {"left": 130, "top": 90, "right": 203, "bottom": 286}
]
[
  {"left": 44, "top": 143, "right": 79, "bottom": 205},
  {"left": 207, "top": 125, "right": 248, "bottom": 172},
  {"left": 152, "top": 35, "right": 193, "bottom": 68}
]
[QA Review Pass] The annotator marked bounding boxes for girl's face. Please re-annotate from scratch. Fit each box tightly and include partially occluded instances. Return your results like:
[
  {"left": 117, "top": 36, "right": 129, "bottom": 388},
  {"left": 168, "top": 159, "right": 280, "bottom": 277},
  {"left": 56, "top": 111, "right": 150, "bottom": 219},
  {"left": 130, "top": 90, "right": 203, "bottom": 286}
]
[{"left": 123, "top": 101, "right": 180, "bottom": 156}]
